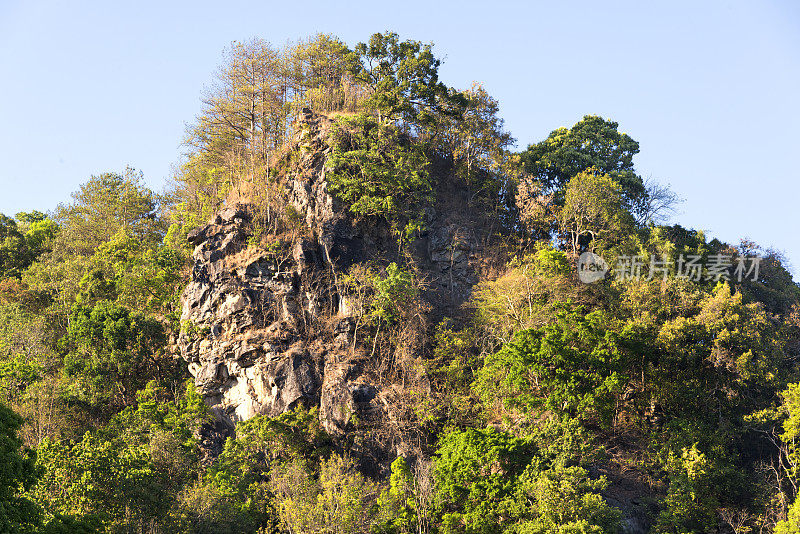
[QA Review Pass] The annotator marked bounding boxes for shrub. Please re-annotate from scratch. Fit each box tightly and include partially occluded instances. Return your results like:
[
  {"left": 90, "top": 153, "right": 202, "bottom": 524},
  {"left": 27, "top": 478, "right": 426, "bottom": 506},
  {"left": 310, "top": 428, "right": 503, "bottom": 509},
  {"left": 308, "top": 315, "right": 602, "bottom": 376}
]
[{"left": 326, "top": 114, "right": 432, "bottom": 240}]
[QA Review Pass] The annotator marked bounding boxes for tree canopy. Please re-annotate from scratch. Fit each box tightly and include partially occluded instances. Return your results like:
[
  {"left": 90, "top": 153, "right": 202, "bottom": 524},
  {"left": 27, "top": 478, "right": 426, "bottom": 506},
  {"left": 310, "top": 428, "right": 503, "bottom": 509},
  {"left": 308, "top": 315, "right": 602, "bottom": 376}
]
[{"left": 520, "top": 115, "right": 646, "bottom": 209}]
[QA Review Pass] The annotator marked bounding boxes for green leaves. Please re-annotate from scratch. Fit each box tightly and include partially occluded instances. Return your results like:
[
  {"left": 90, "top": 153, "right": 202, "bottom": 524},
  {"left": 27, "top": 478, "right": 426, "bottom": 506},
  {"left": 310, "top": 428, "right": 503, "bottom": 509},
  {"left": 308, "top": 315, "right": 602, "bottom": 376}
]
[
  {"left": 190, "top": 408, "right": 334, "bottom": 532},
  {"left": 651, "top": 444, "right": 719, "bottom": 534},
  {"left": 654, "top": 282, "right": 785, "bottom": 421},
  {"left": 474, "top": 304, "right": 625, "bottom": 426},
  {"left": 62, "top": 301, "right": 167, "bottom": 410},
  {"left": 434, "top": 427, "right": 535, "bottom": 533},
  {"left": 510, "top": 465, "right": 619, "bottom": 534},
  {"left": 31, "top": 379, "right": 209, "bottom": 531},
  {"left": 433, "top": 426, "right": 618, "bottom": 534},
  {"left": 374, "top": 457, "right": 418, "bottom": 534},
  {"left": 0, "top": 402, "right": 40, "bottom": 533},
  {"left": 0, "top": 212, "right": 57, "bottom": 280},
  {"left": 559, "top": 168, "right": 633, "bottom": 255},
  {"left": 34, "top": 432, "right": 151, "bottom": 520},
  {"left": 353, "top": 32, "right": 449, "bottom": 127},
  {"left": 371, "top": 262, "right": 418, "bottom": 326},
  {"left": 78, "top": 229, "right": 186, "bottom": 317},
  {"left": 55, "top": 168, "right": 163, "bottom": 255},
  {"left": 326, "top": 114, "right": 432, "bottom": 238},
  {"left": 520, "top": 115, "right": 644, "bottom": 208}
]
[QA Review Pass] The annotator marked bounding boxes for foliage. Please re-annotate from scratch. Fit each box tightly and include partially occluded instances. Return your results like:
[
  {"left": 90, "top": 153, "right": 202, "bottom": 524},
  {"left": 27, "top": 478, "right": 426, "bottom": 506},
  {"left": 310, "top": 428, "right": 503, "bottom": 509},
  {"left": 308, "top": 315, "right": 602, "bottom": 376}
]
[
  {"left": 78, "top": 229, "right": 186, "bottom": 317},
  {"left": 652, "top": 444, "right": 718, "bottom": 534},
  {"left": 61, "top": 301, "right": 168, "bottom": 412},
  {"left": 374, "top": 457, "right": 418, "bottom": 534},
  {"left": 211, "top": 406, "right": 331, "bottom": 485},
  {"left": 32, "top": 380, "right": 209, "bottom": 532},
  {"left": 520, "top": 115, "right": 645, "bottom": 209},
  {"left": 54, "top": 168, "right": 163, "bottom": 255},
  {"left": 0, "top": 402, "right": 40, "bottom": 533},
  {"left": 653, "top": 283, "right": 785, "bottom": 422},
  {"left": 776, "top": 501, "right": 800, "bottom": 534},
  {"left": 175, "top": 408, "right": 333, "bottom": 532},
  {"left": 0, "top": 212, "right": 57, "bottom": 279},
  {"left": 272, "top": 454, "right": 379, "bottom": 534},
  {"left": 371, "top": 262, "right": 420, "bottom": 325},
  {"left": 433, "top": 426, "right": 618, "bottom": 533},
  {"left": 326, "top": 114, "right": 432, "bottom": 238},
  {"left": 474, "top": 303, "right": 625, "bottom": 426},
  {"left": 34, "top": 431, "right": 153, "bottom": 521},
  {"left": 3, "top": 30, "right": 800, "bottom": 534},
  {"left": 508, "top": 465, "right": 620, "bottom": 534},
  {"left": 352, "top": 31, "right": 450, "bottom": 128},
  {"left": 436, "top": 83, "right": 515, "bottom": 199},
  {"left": 559, "top": 168, "right": 634, "bottom": 255},
  {"left": 289, "top": 33, "right": 362, "bottom": 112},
  {"left": 472, "top": 247, "right": 583, "bottom": 351},
  {"left": 764, "top": 383, "right": 800, "bottom": 534}
]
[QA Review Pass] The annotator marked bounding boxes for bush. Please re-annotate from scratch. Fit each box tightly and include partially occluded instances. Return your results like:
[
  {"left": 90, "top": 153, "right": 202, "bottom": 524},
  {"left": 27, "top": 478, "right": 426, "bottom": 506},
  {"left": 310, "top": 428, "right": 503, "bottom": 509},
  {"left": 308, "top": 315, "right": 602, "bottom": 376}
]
[
  {"left": 326, "top": 114, "right": 432, "bottom": 239},
  {"left": 473, "top": 303, "right": 625, "bottom": 426},
  {"left": 433, "top": 426, "right": 619, "bottom": 534}
]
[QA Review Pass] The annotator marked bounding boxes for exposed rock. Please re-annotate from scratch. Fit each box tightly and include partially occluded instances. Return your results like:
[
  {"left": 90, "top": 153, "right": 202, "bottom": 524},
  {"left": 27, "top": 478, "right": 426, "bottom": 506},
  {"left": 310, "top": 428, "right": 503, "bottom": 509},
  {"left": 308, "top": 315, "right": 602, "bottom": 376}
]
[
  {"left": 177, "top": 109, "right": 505, "bottom": 458},
  {"left": 319, "top": 361, "right": 355, "bottom": 435}
]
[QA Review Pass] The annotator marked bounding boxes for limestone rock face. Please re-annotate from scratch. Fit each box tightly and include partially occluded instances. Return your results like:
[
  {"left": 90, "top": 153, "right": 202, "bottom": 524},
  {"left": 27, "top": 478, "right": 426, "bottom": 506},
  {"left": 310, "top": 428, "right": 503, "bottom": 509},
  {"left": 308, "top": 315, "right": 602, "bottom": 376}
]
[
  {"left": 177, "top": 109, "right": 501, "bottom": 441},
  {"left": 178, "top": 111, "right": 367, "bottom": 434},
  {"left": 180, "top": 205, "right": 319, "bottom": 426}
]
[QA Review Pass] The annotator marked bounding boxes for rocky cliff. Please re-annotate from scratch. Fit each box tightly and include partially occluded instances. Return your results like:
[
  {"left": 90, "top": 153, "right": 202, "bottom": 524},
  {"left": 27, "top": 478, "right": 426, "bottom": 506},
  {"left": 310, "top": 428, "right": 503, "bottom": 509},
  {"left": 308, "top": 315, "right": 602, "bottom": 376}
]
[{"left": 177, "top": 110, "right": 502, "bottom": 457}]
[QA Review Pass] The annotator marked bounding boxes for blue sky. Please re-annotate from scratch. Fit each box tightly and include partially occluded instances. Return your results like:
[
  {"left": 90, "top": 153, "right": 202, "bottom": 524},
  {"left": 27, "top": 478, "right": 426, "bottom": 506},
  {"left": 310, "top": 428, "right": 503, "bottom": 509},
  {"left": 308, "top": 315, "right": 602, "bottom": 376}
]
[{"left": 1, "top": 0, "right": 798, "bottom": 280}]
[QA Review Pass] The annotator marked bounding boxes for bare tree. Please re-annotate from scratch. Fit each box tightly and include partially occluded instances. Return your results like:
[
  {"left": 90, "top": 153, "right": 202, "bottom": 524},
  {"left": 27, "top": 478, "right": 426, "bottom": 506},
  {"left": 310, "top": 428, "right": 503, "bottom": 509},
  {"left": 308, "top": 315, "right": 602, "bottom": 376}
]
[{"left": 636, "top": 175, "right": 681, "bottom": 225}]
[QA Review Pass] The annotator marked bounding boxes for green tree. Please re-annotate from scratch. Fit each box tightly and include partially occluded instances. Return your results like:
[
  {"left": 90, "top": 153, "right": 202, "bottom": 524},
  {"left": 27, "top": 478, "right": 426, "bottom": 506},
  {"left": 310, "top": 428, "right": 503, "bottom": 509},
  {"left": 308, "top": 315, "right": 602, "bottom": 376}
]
[
  {"left": 77, "top": 228, "right": 186, "bottom": 317},
  {"left": 374, "top": 457, "right": 418, "bottom": 534},
  {"left": 434, "top": 427, "right": 534, "bottom": 533},
  {"left": 33, "top": 380, "right": 209, "bottom": 532},
  {"left": 33, "top": 432, "right": 151, "bottom": 522},
  {"left": 0, "top": 214, "right": 28, "bottom": 279},
  {"left": 520, "top": 115, "right": 645, "bottom": 209},
  {"left": 273, "top": 454, "right": 379, "bottom": 534},
  {"left": 54, "top": 168, "right": 163, "bottom": 255},
  {"left": 181, "top": 407, "right": 331, "bottom": 532},
  {"left": 326, "top": 114, "right": 432, "bottom": 238},
  {"left": 474, "top": 304, "right": 625, "bottom": 426},
  {"left": 558, "top": 168, "right": 633, "bottom": 255},
  {"left": 61, "top": 301, "right": 168, "bottom": 412},
  {"left": 471, "top": 247, "right": 582, "bottom": 351},
  {"left": 16, "top": 210, "right": 59, "bottom": 258},
  {"left": 371, "top": 262, "right": 419, "bottom": 326},
  {"left": 433, "top": 426, "right": 618, "bottom": 534},
  {"left": 654, "top": 283, "right": 785, "bottom": 423},
  {"left": 0, "top": 403, "right": 40, "bottom": 533},
  {"left": 352, "top": 32, "right": 450, "bottom": 127},
  {"left": 510, "top": 464, "right": 620, "bottom": 534},
  {"left": 437, "top": 83, "right": 515, "bottom": 201},
  {"left": 288, "top": 33, "right": 361, "bottom": 112},
  {"left": 753, "top": 383, "right": 800, "bottom": 533},
  {"left": 652, "top": 444, "right": 718, "bottom": 534},
  {"left": 776, "top": 504, "right": 800, "bottom": 534}
]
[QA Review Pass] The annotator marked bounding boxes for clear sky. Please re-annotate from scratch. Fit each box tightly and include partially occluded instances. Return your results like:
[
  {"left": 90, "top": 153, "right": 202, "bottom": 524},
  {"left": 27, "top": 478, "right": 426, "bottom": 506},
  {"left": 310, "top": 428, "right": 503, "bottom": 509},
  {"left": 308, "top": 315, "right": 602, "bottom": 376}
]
[{"left": 1, "top": 0, "right": 798, "bottom": 280}]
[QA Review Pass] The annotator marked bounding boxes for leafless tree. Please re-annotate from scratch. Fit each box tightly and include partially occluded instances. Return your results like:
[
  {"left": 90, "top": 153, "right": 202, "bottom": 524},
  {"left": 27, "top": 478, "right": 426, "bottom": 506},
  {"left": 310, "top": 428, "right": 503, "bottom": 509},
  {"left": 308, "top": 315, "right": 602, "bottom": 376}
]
[{"left": 636, "top": 175, "right": 682, "bottom": 225}]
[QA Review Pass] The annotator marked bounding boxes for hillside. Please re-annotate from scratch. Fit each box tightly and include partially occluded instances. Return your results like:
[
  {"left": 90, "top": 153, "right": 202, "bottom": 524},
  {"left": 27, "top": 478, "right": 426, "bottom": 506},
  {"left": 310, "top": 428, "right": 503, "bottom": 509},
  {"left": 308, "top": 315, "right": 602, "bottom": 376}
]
[{"left": 0, "top": 31, "right": 799, "bottom": 534}]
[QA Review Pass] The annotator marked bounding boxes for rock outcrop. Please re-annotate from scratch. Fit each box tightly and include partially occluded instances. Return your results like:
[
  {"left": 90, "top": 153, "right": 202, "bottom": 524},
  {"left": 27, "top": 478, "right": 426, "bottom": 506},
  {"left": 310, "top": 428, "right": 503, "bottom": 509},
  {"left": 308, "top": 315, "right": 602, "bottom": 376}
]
[
  {"left": 177, "top": 109, "right": 503, "bottom": 447},
  {"left": 179, "top": 200, "right": 355, "bottom": 433}
]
